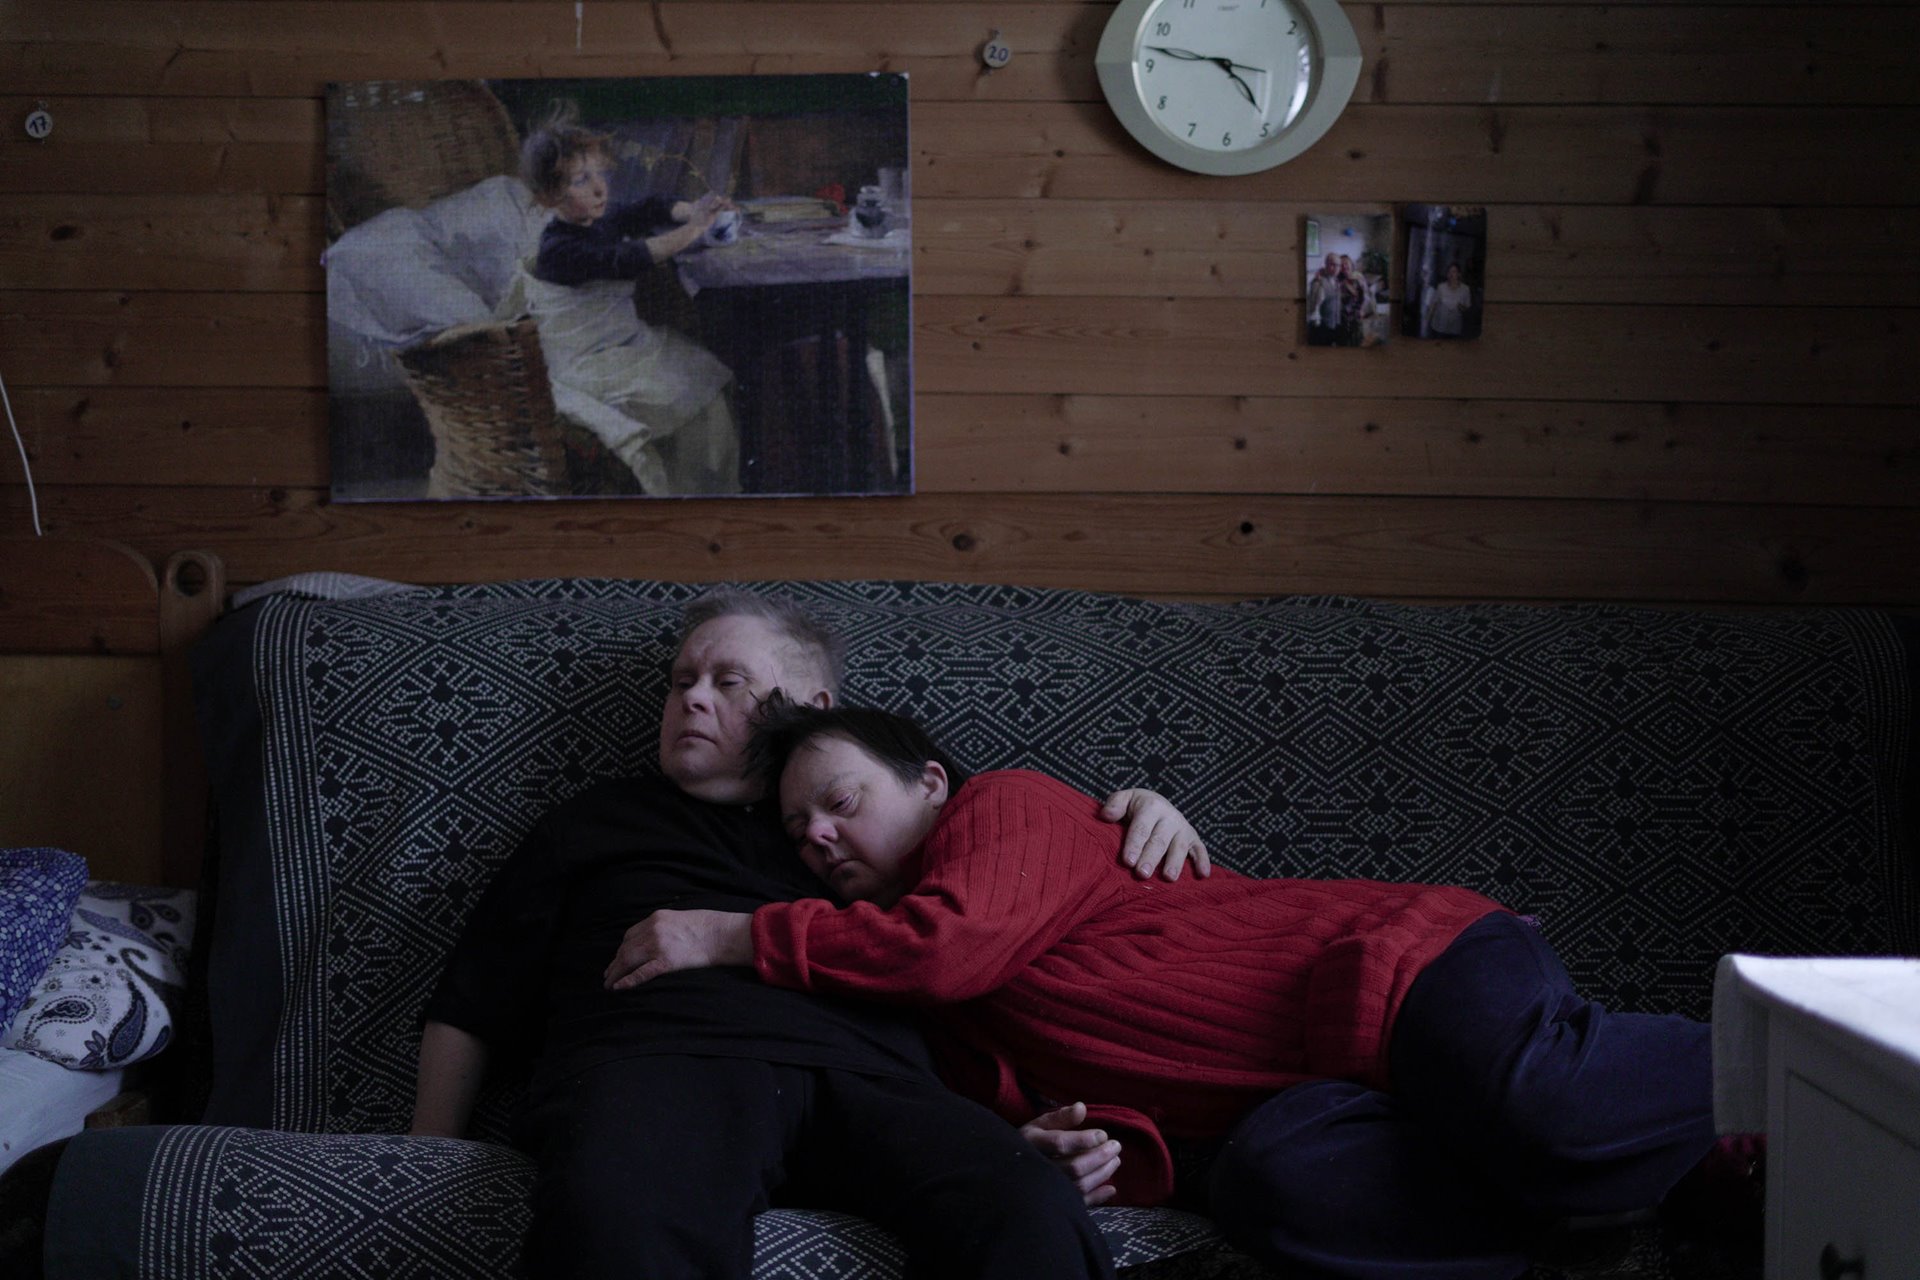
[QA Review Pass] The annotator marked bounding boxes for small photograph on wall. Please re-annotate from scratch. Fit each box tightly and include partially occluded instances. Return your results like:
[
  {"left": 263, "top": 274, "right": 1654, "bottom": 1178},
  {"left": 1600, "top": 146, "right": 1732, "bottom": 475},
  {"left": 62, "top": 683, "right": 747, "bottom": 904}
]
[
  {"left": 1303, "top": 212, "right": 1393, "bottom": 349},
  {"left": 324, "top": 75, "right": 913, "bottom": 502},
  {"left": 1402, "top": 204, "right": 1486, "bottom": 341}
]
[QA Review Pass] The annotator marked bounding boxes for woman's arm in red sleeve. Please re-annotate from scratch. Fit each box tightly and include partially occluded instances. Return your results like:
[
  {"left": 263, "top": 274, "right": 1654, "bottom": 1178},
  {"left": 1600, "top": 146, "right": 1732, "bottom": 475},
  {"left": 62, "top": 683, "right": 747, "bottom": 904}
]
[
  {"left": 1082, "top": 1105, "right": 1176, "bottom": 1206},
  {"left": 927, "top": 1022, "right": 1175, "bottom": 1207},
  {"left": 753, "top": 772, "right": 1116, "bottom": 1003}
]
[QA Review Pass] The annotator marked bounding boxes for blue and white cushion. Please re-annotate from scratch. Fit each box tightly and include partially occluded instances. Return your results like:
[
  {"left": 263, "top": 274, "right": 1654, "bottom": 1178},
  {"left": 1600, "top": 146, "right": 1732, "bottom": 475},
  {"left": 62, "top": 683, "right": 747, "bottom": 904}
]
[{"left": 3, "top": 882, "right": 196, "bottom": 1070}]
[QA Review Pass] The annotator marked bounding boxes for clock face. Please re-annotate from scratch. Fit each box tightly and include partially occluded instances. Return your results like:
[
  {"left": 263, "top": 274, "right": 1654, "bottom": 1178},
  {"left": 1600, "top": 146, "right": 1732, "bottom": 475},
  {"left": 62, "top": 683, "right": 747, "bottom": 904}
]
[
  {"left": 1096, "top": 0, "right": 1362, "bottom": 175},
  {"left": 1131, "top": 0, "right": 1315, "bottom": 156}
]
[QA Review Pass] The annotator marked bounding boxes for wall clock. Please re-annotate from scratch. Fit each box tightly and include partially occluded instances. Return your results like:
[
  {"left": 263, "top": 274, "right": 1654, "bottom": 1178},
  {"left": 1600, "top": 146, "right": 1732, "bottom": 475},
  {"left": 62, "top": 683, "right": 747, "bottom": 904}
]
[{"left": 1095, "top": 0, "right": 1362, "bottom": 176}]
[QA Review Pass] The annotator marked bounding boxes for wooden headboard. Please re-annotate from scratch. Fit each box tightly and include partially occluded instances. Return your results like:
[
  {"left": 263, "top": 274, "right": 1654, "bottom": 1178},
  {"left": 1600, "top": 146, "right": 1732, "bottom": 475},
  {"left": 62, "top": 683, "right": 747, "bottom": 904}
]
[{"left": 0, "top": 537, "right": 224, "bottom": 888}]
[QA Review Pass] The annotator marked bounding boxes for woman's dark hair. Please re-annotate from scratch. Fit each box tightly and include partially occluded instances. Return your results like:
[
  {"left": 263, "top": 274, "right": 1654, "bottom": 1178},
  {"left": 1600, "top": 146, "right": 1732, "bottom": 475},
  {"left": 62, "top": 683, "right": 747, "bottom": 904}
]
[{"left": 749, "top": 703, "right": 970, "bottom": 793}]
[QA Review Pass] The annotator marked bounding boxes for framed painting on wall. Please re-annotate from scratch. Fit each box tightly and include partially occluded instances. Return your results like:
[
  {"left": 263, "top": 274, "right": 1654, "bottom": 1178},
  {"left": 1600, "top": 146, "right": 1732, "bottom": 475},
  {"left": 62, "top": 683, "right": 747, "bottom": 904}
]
[{"left": 323, "top": 74, "right": 913, "bottom": 502}]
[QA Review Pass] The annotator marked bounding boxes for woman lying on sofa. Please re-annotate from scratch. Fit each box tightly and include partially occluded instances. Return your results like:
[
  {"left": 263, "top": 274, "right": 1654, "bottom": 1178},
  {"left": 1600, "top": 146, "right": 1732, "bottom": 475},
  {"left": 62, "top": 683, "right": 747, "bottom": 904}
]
[{"left": 606, "top": 703, "right": 1755, "bottom": 1280}]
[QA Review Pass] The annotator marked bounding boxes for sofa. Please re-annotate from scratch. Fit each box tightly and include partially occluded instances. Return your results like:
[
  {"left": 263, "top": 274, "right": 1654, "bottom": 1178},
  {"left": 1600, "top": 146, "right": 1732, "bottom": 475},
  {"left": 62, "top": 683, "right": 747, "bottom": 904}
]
[{"left": 39, "top": 577, "right": 1918, "bottom": 1278}]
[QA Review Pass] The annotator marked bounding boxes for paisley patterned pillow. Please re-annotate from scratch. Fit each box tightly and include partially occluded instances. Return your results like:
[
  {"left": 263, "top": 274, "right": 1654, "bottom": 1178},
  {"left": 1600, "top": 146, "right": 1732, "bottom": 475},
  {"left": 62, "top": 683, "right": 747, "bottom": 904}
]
[
  {"left": 2, "top": 883, "right": 197, "bottom": 1071},
  {"left": 0, "top": 848, "right": 89, "bottom": 1031}
]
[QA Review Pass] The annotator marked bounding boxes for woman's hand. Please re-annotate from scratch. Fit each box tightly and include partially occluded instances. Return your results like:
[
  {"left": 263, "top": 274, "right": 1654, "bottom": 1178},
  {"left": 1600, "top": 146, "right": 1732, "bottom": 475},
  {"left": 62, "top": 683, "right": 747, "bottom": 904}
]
[
  {"left": 603, "top": 909, "right": 753, "bottom": 990},
  {"left": 1021, "top": 1102, "right": 1121, "bottom": 1206},
  {"left": 1099, "top": 788, "right": 1211, "bottom": 881}
]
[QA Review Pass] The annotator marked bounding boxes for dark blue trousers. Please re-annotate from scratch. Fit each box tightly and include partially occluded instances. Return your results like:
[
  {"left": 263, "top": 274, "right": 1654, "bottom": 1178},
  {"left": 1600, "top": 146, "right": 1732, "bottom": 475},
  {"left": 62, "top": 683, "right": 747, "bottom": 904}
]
[{"left": 1207, "top": 912, "right": 1715, "bottom": 1280}]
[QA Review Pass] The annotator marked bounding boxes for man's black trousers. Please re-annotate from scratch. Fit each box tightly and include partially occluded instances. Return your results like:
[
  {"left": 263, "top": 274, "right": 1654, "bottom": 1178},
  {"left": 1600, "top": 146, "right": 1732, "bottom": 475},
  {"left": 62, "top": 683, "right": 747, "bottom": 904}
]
[{"left": 512, "top": 1053, "right": 1117, "bottom": 1280}]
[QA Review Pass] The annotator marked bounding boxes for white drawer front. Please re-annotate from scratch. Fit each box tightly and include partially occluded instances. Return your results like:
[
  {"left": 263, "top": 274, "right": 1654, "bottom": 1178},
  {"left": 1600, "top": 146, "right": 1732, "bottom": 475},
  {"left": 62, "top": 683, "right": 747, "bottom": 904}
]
[{"left": 1776, "top": 1072, "right": 1920, "bottom": 1280}]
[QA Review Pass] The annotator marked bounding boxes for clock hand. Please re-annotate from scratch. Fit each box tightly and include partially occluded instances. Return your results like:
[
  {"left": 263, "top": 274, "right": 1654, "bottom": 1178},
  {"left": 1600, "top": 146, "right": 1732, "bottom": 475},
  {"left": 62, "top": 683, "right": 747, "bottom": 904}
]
[
  {"left": 1144, "top": 46, "right": 1264, "bottom": 108},
  {"left": 1215, "top": 60, "right": 1259, "bottom": 108},
  {"left": 1144, "top": 46, "right": 1266, "bottom": 76}
]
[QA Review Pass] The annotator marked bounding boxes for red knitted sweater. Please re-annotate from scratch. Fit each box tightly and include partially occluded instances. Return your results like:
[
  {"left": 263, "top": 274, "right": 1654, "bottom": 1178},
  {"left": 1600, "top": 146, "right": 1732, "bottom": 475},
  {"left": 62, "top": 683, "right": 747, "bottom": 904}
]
[{"left": 752, "top": 770, "right": 1501, "bottom": 1203}]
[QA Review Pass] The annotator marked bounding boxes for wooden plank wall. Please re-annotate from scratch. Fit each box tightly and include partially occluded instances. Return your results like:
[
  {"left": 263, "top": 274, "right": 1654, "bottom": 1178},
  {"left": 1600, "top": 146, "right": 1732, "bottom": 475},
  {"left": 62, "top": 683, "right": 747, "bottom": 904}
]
[
  {"left": 0, "top": 537, "right": 223, "bottom": 886},
  {"left": 2, "top": 1, "right": 1917, "bottom": 605}
]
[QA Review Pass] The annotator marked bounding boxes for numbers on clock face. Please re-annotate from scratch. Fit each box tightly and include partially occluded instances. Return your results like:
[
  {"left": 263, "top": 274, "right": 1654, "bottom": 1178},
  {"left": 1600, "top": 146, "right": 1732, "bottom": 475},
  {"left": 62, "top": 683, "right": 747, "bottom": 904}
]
[{"left": 1135, "top": 0, "right": 1313, "bottom": 153}]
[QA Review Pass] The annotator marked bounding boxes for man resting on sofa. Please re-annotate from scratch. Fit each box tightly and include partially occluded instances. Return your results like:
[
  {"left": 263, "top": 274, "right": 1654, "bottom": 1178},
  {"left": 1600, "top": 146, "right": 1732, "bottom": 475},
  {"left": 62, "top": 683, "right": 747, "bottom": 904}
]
[{"left": 409, "top": 588, "right": 1209, "bottom": 1280}]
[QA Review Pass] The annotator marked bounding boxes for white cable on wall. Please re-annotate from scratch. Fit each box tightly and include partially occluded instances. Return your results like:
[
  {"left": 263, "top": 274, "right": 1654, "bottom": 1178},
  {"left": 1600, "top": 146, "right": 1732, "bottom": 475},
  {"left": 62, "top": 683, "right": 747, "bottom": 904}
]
[{"left": 0, "top": 367, "right": 44, "bottom": 536}]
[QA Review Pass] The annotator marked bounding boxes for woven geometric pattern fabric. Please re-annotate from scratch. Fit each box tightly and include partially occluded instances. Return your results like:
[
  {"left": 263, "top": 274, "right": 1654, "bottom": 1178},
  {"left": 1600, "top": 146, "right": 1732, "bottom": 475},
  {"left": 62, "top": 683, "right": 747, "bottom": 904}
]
[
  {"left": 117, "top": 1125, "right": 1225, "bottom": 1279},
  {"left": 747, "top": 1205, "right": 1228, "bottom": 1276},
  {"left": 230, "top": 580, "right": 1912, "bottom": 1138},
  {"left": 138, "top": 1128, "right": 535, "bottom": 1279},
  {"left": 62, "top": 1121, "right": 1683, "bottom": 1278}
]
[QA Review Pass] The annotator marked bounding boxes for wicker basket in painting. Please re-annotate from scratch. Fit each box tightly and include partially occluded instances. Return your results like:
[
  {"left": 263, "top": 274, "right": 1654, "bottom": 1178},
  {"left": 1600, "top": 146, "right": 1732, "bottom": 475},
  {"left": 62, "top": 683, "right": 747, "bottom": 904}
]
[
  {"left": 325, "top": 80, "right": 522, "bottom": 235},
  {"left": 329, "top": 79, "right": 573, "bottom": 498},
  {"left": 396, "top": 319, "right": 571, "bottom": 498}
]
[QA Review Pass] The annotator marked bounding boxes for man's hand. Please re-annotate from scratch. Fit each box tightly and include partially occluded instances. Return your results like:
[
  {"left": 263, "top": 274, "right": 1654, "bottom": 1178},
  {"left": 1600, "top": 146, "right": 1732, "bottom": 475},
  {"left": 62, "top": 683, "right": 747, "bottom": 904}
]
[
  {"left": 1021, "top": 1102, "right": 1121, "bottom": 1206},
  {"left": 1099, "top": 789, "right": 1211, "bottom": 881},
  {"left": 603, "top": 909, "right": 753, "bottom": 990}
]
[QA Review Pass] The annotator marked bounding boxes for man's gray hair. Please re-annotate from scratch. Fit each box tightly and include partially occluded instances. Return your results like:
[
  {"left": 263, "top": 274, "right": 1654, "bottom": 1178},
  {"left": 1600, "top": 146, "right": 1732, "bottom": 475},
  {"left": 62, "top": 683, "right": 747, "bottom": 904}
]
[{"left": 677, "top": 588, "right": 847, "bottom": 696}]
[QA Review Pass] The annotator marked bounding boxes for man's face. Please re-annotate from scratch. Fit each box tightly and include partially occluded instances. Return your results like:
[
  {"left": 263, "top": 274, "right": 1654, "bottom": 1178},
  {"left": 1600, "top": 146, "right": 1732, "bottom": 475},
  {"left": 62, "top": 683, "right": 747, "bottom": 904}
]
[
  {"left": 1321, "top": 255, "right": 1338, "bottom": 276},
  {"left": 658, "top": 614, "right": 822, "bottom": 805}
]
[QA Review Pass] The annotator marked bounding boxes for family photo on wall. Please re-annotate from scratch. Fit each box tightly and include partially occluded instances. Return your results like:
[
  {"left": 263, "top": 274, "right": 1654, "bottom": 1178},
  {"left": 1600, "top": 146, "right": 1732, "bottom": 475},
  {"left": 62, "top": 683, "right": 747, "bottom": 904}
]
[
  {"left": 1402, "top": 204, "right": 1486, "bottom": 341},
  {"left": 1302, "top": 212, "right": 1393, "bottom": 348},
  {"left": 323, "top": 74, "right": 914, "bottom": 503}
]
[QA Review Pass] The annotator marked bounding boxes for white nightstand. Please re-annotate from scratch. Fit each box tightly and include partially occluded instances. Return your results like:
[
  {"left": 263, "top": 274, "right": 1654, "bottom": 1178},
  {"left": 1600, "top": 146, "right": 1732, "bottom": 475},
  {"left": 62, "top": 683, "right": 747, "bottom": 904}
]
[{"left": 1713, "top": 955, "right": 1920, "bottom": 1280}]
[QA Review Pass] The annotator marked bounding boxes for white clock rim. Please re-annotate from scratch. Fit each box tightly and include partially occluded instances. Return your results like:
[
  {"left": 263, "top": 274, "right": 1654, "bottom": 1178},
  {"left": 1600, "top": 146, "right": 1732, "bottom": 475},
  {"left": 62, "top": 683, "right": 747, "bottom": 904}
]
[{"left": 1095, "top": 0, "right": 1362, "bottom": 177}]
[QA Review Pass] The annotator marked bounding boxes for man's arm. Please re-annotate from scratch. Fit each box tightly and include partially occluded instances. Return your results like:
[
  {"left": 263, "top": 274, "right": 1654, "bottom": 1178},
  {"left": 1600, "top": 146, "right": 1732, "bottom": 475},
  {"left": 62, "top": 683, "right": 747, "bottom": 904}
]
[
  {"left": 410, "top": 1020, "right": 489, "bottom": 1137},
  {"left": 1098, "top": 788, "right": 1211, "bottom": 881},
  {"left": 412, "top": 804, "right": 574, "bottom": 1128}
]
